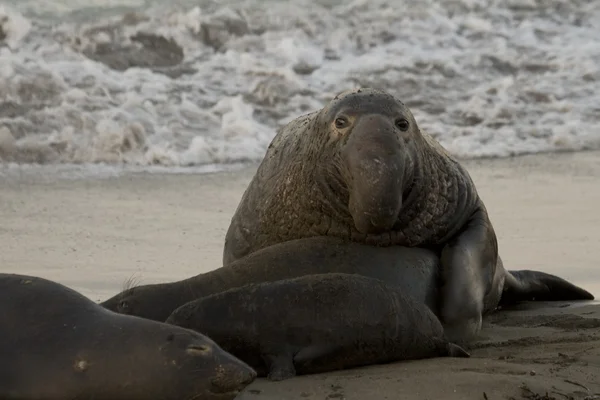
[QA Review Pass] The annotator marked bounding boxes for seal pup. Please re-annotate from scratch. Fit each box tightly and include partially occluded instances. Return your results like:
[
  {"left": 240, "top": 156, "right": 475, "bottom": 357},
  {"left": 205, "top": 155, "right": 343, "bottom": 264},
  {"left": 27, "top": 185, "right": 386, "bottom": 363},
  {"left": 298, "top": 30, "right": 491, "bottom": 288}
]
[
  {"left": 166, "top": 273, "right": 469, "bottom": 381},
  {"left": 0, "top": 273, "right": 256, "bottom": 400},
  {"left": 221, "top": 88, "right": 594, "bottom": 342}
]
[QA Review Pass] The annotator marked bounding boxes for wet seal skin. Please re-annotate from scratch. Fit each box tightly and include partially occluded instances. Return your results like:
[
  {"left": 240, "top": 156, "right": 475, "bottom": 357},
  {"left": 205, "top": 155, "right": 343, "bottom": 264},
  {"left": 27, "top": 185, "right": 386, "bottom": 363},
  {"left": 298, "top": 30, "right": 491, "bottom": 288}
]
[
  {"left": 0, "top": 273, "right": 256, "bottom": 400},
  {"left": 220, "top": 87, "right": 594, "bottom": 344},
  {"left": 166, "top": 273, "right": 469, "bottom": 381},
  {"left": 103, "top": 233, "right": 593, "bottom": 350},
  {"left": 101, "top": 237, "right": 440, "bottom": 323}
]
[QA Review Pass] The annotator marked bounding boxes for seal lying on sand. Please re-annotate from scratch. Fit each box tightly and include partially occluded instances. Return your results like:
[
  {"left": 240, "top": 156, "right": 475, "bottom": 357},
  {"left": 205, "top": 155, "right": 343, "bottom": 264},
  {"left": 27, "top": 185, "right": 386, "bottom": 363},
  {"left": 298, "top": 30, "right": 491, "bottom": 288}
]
[
  {"left": 166, "top": 273, "right": 469, "bottom": 381},
  {"left": 221, "top": 88, "right": 594, "bottom": 342},
  {"left": 101, "top": 237, "right": 589, "bottom": 327},
  {"left": 0, "top": 273, "right": 256, "bottom": 400},
  {"left": 101, "top": 237, "right": 439, "bottom": 322}
]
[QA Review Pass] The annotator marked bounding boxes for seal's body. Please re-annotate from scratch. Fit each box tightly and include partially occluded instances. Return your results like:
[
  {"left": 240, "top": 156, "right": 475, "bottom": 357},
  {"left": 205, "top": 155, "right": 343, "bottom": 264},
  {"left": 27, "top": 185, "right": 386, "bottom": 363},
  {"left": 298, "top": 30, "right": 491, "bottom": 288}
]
[
  {"left": 221, "top": 88, "right": 594, "bottom": 343},
  {"left": 0, "top": 273, "right": 256, "bottom": 400},
  {"left": 166, "top": 273, "right": 469, "bottom": 381},
  {"left": 101, "top": 237, "right": 439, "bottom": 322},
  {"left": 102, "top": 235, "right": 593, "bottom": 343}
]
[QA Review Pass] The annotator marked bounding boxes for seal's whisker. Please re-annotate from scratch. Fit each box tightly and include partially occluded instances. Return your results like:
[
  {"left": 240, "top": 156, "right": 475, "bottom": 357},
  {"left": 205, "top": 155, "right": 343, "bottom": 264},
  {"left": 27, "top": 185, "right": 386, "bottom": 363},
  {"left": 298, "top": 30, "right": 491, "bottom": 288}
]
[{"left": 122, "top": 274, "right": 142, "bottom": 292}]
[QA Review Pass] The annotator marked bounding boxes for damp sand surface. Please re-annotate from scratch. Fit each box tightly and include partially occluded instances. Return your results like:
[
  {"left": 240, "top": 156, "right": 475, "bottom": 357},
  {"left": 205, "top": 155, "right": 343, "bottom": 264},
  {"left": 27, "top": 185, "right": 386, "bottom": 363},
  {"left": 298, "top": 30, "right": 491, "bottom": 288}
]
[{"left": 2, "top": 151, "right": 600, "bottom": 400}]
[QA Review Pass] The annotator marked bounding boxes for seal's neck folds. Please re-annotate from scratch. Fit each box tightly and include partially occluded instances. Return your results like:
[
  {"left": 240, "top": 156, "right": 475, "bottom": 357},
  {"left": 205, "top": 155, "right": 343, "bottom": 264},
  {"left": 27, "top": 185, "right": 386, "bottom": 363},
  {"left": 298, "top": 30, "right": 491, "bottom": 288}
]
[
  {"left": 312, "top": 132, "right": 479, "bottom": 247},
  {"left": 398, "top": 134, "right": 480, "bottom": 245}
]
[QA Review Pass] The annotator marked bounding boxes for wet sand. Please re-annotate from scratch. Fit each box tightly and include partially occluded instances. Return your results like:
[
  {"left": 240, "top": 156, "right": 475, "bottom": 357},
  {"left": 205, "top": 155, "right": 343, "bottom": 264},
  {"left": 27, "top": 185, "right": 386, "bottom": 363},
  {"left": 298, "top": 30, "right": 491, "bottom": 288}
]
[{"left": 2, "top": 151, "right": 600, "bottom": 399}]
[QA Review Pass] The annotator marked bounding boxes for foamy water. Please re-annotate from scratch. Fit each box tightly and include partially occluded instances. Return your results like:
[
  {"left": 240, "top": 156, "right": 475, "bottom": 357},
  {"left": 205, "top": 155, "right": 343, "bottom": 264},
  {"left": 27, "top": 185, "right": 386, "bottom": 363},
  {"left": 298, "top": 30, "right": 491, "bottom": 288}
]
[{"left": 1, "top": 0, "right": 599, "bottom": 171}]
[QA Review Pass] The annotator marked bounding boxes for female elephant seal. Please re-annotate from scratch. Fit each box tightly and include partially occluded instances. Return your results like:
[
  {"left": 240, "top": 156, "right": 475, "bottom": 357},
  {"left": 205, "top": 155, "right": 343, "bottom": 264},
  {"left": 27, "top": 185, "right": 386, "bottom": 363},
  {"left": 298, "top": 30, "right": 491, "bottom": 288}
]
[
  {"left": 102, "top": 237, "right": 440, "bottom": 323},
  {"left": 103, "top": 237, "right": 592, "bottom": 333},
  {"left": 0, "top": 273, "right": 256, "bottom": 400},
  {"left": 222, "top": 87, "right": 594, "bottom": 343},
  {"left": 166, "top": 273, "right": 469, "bottom": 381}
]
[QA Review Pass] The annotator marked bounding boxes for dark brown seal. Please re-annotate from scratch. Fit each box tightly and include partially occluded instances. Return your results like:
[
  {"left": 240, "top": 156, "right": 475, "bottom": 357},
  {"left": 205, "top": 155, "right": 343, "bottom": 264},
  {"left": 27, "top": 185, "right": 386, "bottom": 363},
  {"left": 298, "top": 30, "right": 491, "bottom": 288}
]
[
  {"left": 101, "top": 237, "right": 440, "bottom": 322},
  {"left": 221, "top": 87, "right": 594, "bottom": 343},
  {"left": 0, "top": 273, "right": 256, "bottom": 400},
  {"left": 101, "top": 236, "right": 593, "bottom": 335},
  {"left": 166, "top": 273, "right": 469, "bottom": 381}
]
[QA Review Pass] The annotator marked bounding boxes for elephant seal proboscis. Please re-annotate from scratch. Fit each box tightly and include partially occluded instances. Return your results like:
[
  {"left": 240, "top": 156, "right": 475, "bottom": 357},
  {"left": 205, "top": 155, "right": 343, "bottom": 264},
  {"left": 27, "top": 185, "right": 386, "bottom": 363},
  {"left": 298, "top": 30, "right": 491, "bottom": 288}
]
[
  {"left": 166, "top": 273, "right": 469, "bottom": 381},
  {"left": 0, "top": 273, "right": 256, "bottom": 400},
  {"left": 221, "top": 87, "right": 594, "bottom": 343}
]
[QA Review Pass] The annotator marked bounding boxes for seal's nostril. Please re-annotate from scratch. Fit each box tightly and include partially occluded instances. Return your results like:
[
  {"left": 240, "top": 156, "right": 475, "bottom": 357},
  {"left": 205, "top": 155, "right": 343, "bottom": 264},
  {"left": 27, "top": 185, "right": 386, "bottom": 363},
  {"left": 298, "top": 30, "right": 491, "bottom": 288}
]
[{"left": 210, "top": 364, "right": 257, "bottom": 394}]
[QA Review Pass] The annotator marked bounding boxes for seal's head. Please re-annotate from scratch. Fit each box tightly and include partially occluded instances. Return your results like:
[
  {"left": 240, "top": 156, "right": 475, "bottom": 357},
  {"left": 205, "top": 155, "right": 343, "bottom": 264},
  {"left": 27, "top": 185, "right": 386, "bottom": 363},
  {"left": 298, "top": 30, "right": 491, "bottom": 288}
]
[
  {"left": 149, "top": 326, "right": 258, "bottom": 399},
  {"left": 100, "top": 281, "right": 189, "bottom": 322},
  {"left": 317, "top": 88, "right": 422, "bottom": 234},
  {"left": 86, "top": 314, "right": 257, "bottom": 400},
  {"left": 1, "top": 273, "right": 256, "bottom": 400}
]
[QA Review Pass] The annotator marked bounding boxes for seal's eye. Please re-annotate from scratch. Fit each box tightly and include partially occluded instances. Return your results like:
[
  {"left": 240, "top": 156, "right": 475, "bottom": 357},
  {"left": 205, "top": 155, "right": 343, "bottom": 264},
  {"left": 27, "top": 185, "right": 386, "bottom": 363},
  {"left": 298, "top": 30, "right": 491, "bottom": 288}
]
[
  {"left": 186, "top": 344, "right": 212, "bottom": 356},
  {"left": 395, "top": 119, "right": 409, "bottom": 131},
  {"left": 334, "top": 117, "right": 349, "bottom": 129},
  {"left": 118, "top": 300, "right": 130, "bottom": 313}
]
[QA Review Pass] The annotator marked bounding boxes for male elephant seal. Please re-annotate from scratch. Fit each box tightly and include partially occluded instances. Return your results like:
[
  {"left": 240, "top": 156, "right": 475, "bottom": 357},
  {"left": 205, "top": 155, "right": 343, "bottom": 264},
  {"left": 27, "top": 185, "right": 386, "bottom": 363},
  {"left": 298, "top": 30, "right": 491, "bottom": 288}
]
[
  {"left": 166, "top": 273, "right": 469, "bottom": 381},
  {"left": 0, "top": 273, "right": 256, "bottom": 400},
  {"left": 222, "top": 87, "right": 594, "bottom": 342}
]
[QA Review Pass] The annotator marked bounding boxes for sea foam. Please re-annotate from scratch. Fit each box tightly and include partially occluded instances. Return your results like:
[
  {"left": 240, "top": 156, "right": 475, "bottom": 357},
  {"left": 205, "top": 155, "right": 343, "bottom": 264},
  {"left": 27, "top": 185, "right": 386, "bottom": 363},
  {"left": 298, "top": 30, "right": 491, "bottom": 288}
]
[{"left": 1, "top": 0, "right": 599, "bottom": 170}]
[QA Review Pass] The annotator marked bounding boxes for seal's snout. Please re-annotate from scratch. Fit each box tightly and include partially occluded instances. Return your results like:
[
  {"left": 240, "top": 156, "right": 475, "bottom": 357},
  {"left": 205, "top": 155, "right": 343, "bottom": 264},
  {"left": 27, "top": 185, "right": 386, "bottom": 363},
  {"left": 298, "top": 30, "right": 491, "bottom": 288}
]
[
  {"left": 343, "top": 114, "right": 405, "bottom": 234},
  {"left": 362, "top": 208, "right": 399, "bottom": 233},
  {"left": 210, "top": 362, "right": 257, "bottom": 394}
]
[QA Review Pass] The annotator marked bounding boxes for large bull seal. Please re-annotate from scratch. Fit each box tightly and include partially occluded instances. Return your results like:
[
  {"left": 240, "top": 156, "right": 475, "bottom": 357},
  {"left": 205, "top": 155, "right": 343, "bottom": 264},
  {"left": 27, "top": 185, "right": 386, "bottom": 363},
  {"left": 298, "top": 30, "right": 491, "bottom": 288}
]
[
  {"left": 0, "top": 273, "right": 256, "bottom": 400},
  {"left": 222, "top": 88, "right": 594, "bottom": 342},
  {"left": 166, "top": 273, "right": 469, "bottom": 381}
]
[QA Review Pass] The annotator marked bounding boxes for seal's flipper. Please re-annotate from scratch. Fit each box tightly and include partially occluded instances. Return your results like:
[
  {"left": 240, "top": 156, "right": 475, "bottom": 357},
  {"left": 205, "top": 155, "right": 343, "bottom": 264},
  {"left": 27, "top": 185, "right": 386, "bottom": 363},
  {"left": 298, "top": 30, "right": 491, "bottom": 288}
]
[
  {"left": 293, "top": 343, "right": 341, "bottom": 364},
  {"left": 261, "top": 352, "right": 296, "bottom": 381},
  {"left": 434, "top": 338, "right": 470, "bottom": 358},
  {"left": 446, "top": 342, "right": 470, "bottom": 358},
  {"left": 500, "top": 270, "right": 594, "bottom": 306},
  {"left": 439, "top": 206, "right": 496, "bottom": 343}
]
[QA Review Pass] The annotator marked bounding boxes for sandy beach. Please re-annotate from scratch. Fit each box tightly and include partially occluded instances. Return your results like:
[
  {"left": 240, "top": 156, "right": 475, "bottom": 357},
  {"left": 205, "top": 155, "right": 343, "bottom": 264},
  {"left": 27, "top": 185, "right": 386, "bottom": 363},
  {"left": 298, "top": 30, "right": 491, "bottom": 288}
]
[{"left": 2, "top": 151, "right": 600, "bottom": 399}]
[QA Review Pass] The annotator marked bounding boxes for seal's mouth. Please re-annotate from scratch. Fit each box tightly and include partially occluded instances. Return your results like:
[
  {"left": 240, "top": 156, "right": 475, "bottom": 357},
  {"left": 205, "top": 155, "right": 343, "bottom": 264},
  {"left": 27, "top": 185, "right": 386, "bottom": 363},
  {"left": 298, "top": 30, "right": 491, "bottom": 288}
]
[
  {"left": 348, "top": 186, "right": 402, "bottom": 234},
  {"left": 208, "top": 389, "right": 240, "bottom": 397},
  {"left": 187, "top": 390, "right": 241, "bottom": 400},
  {"left": 208, "top": 367, "right": 257, "bottom": 397},
  {"left": 353, "top": 209, "right": 398, "bottom": 234},
  {"left": 186, "top": 389, "right": 241, "bottom": 400}
]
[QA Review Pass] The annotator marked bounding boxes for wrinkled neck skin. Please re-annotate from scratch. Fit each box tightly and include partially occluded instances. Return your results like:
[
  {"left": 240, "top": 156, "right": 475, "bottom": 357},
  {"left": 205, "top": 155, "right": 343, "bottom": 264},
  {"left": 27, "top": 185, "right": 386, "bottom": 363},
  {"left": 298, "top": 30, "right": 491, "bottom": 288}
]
[
  {"left": 318, "top": 132, "right": 479, "bottom": 247},
  {"left": 223, "top": 116, "right": 480, "bottom": 263}
]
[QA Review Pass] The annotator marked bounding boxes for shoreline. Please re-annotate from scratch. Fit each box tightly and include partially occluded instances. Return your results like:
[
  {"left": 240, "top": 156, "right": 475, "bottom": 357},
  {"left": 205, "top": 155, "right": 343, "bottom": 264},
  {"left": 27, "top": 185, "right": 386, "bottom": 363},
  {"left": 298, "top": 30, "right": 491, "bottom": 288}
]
[
  {"left": 2, "top": 151, "right": 599, "bottom": 300},
  {"left": 2, "top": 147, "right": 600, "bottom": 181},
  {"left": 2, "top": 150, "right": 600, "bottom": 399}
]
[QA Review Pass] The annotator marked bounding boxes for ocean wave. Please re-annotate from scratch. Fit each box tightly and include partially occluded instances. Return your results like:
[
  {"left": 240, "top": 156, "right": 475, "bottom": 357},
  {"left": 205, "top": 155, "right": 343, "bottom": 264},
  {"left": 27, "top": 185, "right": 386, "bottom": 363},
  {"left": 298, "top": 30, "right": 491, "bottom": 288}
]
[{"left": 1, "top": 0, "right": 599, "bottom": 167}]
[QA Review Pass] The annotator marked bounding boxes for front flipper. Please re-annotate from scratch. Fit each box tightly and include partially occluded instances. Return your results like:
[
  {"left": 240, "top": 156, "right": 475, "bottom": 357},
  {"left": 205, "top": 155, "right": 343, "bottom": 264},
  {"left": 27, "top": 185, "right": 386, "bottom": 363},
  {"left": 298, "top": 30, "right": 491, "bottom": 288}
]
[
  {"left": 442, "top": 341, "right": 471, "bottom": 358},
  {"left": 439, "top": 205, "right": 498, "bottom": 344},
  {"left": 293, "top": 343, "right": 341, "bottom": 365},
  {"left": 261, "top": 352, "right": 296, "bottom": 381},
  {"left": 293, "top": 343, "right": 349, "bottom": 375},
  {"left": 500, "top": 270, "right": 594, "bottom": 306}
]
